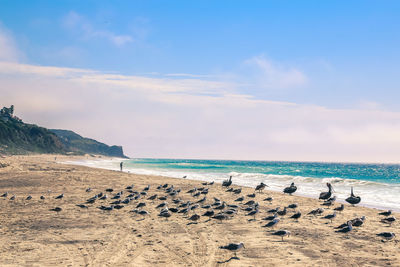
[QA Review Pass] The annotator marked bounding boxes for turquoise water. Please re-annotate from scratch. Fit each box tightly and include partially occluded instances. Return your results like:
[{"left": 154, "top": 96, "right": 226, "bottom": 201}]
[
  {"left": 125, "top": 158, "right": 400, "bottom": 184},
  {"left": 69, "top": 158, "right": 400, "bottom": 211}
]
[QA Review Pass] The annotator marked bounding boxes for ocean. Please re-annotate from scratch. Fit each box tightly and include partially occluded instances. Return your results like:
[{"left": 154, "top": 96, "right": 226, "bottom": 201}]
[{"left": 67, "top": 158, "right": 400, "bottom": 211}]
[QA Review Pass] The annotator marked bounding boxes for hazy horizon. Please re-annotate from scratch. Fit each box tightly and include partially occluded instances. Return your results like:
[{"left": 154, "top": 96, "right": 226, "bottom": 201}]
[{"left": 2, "top": 1, "right": 400, "bottom": 163}]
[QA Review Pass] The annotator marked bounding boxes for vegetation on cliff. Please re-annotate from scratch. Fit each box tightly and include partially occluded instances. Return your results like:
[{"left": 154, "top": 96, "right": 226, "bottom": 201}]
[{"left": 0, "top": 106, "right": 127, "bottom": 158}]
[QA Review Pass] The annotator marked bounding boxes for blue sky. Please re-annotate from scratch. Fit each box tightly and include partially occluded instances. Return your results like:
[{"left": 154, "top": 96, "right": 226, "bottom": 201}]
[{"left": 1, "top": 1, "right": 400, "bottom": 161}]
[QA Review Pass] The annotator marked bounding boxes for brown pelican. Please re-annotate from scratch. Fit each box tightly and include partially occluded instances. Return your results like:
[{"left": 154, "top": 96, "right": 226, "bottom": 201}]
[
  {"left": 345, "top": 187, "right": 361, "bottom": 205},
  {"left": 283, "top": 182, "right": 297, "bottom": 195},
  {"left": 222, "top": 176, "right": 233, "bottom": 187},
  {"left": 272, "top": 230, "right": 291, "bottom": 241},
  {"left": 377, "top": 232, "right": 396, "bottom": 241},
  {"left": 219, "top": 242, "right": 244, "bottom": 258},
  {"left": 319, "top": 183, "right": 333, "bottom": 200},
  {"left": 255, "top": 182, "right": 267, "bottom": 193}
]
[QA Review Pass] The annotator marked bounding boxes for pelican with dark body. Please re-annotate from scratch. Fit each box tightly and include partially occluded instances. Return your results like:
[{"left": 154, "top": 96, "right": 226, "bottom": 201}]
[
  {"left": 319, "top": 183, "right": 333, "bottom": 200},
  {"left": 222, "top": 176, "right": 233, "bottom": 187},
  {"left": 255, "top": 182, "right": 267, "bottom": 193},
  {"left": 283, "top": 182, "right": 297, "bottom": 195},
  {"left": 345, "top": 187, "right": 361, "bottom": 205}
]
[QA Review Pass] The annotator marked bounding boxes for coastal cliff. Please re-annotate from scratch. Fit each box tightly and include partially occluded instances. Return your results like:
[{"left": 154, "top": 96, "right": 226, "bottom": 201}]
[{"left": 0, "top": 106, "right": 127, "bottom": 158}]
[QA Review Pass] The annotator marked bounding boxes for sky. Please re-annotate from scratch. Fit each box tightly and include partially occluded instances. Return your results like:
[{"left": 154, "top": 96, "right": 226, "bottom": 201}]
[{"left": 1, "top": 1, "right": 400, "bottom": 162}]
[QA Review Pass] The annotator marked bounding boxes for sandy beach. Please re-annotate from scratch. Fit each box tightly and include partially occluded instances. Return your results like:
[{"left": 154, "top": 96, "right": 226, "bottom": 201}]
[{"left": 0, "top": 154, "right": 399, "bottom": 266}]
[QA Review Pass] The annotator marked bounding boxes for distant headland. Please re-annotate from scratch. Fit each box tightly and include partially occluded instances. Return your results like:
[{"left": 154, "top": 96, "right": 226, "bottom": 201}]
[{"left": 0, "top": 105, "right": 128, "bottom": 158}]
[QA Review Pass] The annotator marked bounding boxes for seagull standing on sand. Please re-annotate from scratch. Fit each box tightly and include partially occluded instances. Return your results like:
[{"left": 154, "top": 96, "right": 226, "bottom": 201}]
[
  {"left": 345, "top": 187, "right": 361, "bottom": 205},
  {"left": 272, "top": 230, "right": 291, "bottom": 241},
  {"left": 263, "top": 218, "right": 280, "bottom": 228},
  {"left": 219, "top": 243, "right": 245, "bottom": 258},
  {"left": 379, "top": 210, "right": 392, "bottom": 217},
  {"left": 381, "top": 216, "right": 396, "bottom": 226},
  {"left": 50, "top": 207, "right": 62, "bottom": 213},
  {"left": 290, "top": 211, "right": 302, "bottom": 221},
  {"left": 377, "top": 232, "right": 396, "bottom": 242},
  {"left": 334, "top": 204, "right": 344, "bottom": 212},
  {"left": 323, "top": 211, "right": 337, "bottom": 223},
  {"left": 335, "top": 221, "right": 352, "bottom": 233}
]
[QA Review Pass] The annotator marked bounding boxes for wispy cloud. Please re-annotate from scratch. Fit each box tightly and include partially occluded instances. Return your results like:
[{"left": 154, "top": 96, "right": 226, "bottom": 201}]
[
  {"left": 2, "top": 60, "right": 400, "bottom": 162},
  {"left": 0, "top": 22, "right": 21, "bottom": 62},
  {"left": 244, "top": 55, "right": 308, "bottom": 89},
  {"left": 62, "top": 11, "right": 133, "bottom": 46}
]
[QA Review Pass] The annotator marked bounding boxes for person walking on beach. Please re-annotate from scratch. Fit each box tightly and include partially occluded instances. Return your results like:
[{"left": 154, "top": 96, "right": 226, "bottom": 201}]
[{"left": 120, "top": 162, "right": 123, "bottom": 172}]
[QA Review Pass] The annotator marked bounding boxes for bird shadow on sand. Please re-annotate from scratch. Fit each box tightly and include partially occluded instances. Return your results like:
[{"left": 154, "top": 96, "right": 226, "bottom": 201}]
[{"left": 217, "top": 256, "right": 240, "bottom": 264}]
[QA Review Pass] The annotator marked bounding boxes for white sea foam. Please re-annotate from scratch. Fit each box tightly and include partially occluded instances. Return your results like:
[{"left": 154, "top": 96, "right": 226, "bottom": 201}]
[{"left": 64, "top": 159, "right": 400, "bottom": 212}]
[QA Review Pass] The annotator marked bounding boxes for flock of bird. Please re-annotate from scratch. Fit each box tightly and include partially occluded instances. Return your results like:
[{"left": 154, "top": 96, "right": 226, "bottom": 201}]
[{"left": 1, "top": 176, "right": 397, "bottom": 259}]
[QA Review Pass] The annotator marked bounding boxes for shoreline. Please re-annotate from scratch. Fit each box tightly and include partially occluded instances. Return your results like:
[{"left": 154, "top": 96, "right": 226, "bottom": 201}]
[
  {"left": 64, "top": 157, "right": 400, "bottom": 212},
  {"left": 0, "top": 154, "right": 399, "bottom": 266}
]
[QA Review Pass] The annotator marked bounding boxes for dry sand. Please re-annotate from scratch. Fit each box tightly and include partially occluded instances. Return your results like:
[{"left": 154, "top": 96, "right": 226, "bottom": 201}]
[{"left": 0, "top": 154, "right": 399, "bottom": 266}]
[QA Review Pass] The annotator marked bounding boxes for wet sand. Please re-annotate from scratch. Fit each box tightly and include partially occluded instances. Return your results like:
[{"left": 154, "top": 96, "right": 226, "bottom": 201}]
[{"left": 0, "top": 155, "right": 399, "bottom": 266}]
